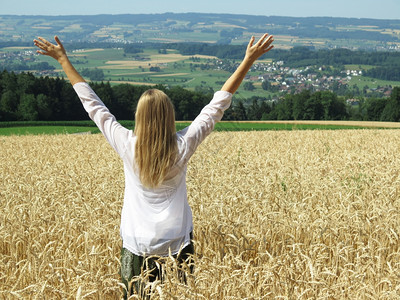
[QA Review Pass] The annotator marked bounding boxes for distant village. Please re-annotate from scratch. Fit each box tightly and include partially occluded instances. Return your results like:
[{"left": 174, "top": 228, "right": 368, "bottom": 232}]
[
  {"left": 211, "top": 58, "right": 394, "bottom": 102},
  {"left": 246, "top": 61, "right": 363, "bottom": 94}
]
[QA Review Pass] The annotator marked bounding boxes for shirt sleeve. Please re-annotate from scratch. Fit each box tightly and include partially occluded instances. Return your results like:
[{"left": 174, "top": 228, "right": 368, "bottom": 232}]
[
  {"left": 179, "top": 90, "right": 232, "bottom": 159},
  {"left": 73, "top": 82, "right": 131, "bottom": 158}
]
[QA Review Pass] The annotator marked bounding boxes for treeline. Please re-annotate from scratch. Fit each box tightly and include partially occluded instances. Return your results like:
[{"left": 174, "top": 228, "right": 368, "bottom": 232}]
[
  {"left": 223, "top": 91, "right": 348, "bottom": 121},
  {"left": 1, "top": 62, "right": 55, "bottom": 72},
  {"left": 81, "top": 68, "right": 105, "bottom": 81},
  {"left": 267, "top": 47, "right": 400, "bottom": 68},
  {"left": 0, "top": 70, "right": 210, "bottom": 121},
  {"left": 1, "top": 70, "right": 400, "bottom": 123},
  {"left": 365, "top": 67, "right": 400, "bottom": 81},
  {"left": 0, "top": 71, "right": 87, "bottom": 121},
  {"left": 225, "top": 88, "right": 400, "bottom": 122}
]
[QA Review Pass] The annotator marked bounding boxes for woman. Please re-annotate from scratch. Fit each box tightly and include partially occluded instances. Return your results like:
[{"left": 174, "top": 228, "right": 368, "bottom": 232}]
[{"left": 34, "top": 33, "right": 274, "bottom": 298}]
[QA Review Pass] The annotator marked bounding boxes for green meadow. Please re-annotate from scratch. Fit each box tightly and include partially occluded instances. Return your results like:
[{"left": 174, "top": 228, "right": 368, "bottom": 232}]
[{"left": 0, "top": 121, "right": 393, "bottom": 136}]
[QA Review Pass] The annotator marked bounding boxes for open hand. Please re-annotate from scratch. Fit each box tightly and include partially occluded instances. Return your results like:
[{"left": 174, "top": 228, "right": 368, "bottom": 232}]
[
  {"left": 33, "top": 36, "right": 67, "bottom": 63},
  {"left": 245, "top": 33, "right": 274, "bottom": 62}
]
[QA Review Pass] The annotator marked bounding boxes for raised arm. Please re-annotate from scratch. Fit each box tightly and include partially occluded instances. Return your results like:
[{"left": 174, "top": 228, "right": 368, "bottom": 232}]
[
  {"left": 34, "top": 36, "right": 131, "bottom": 157},
  {"left": 221, "top": 33, "right": 274, "bottom": 94},
  {"left": 33, "top": 36, "right": 85, "bottom": 86}
]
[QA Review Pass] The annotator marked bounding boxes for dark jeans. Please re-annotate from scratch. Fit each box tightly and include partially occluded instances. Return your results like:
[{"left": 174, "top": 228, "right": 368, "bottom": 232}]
[{"left": 120, "top": 233, "right": 194, "bottom": 299}]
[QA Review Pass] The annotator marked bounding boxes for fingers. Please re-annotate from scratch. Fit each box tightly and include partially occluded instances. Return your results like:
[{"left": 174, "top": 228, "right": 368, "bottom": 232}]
[
  {"left": 34, "top": 37, "right": 49, "bottom": 49},
  {"left": 247, "top": 36, "right": 255, "bottom": 50},
  {"left": 37, "top": 36, "right": 51, "bottom": 47},
  {"left": 250, "top": 33, "right": 274, "bottom": 50},
  {"left": 33, "top": 38, "right": 48, "bottom": 55},
  {"left": 34, "top": 36, "right": 60, "bottom": 56},
  {"left": 54, "top": 36, "right": 64, "bottom": 48},
  {"left": 36, "top": 50, "right": 48, "bottom": 56},
  {"left": 33, "top": 38, "right": 45, "bottom": 48},
  {"left": 262, "top": 34, "right": 274, "bottom": 45},
  {"left": 263, "top": 45, "right": 274, "bottom": 53},
  {"left": 256, "top": 33, "right": 269, "bottom": 46},
  {"left": 258, "top": 34, "right": 274, "bottom": 53}
]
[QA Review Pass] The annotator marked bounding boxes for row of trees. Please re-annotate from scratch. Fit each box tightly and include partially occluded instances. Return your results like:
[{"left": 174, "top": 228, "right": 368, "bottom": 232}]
[
  {"left": 226, "top": 87, "right": 400, "bottom": 122},
  {"left": 1, "top": 70, "right": 400, "bottom": 122},
  {"left": 0, "top": 61, "right": 55, "bottom": 72},
  {"left": 222, "top": 91, "right": 349, "bottom": 121},
  {"left": 0, "top": 70, "right": 210, "bottom": 121}
]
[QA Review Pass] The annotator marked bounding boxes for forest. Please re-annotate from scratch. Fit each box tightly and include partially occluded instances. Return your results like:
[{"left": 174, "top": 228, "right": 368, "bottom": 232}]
[{"left": 1, "top": 70, "right": 400, "bottom": 123}]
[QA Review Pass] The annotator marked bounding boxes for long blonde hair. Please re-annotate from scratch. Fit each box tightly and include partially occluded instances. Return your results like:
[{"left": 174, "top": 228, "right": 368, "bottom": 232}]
[{"left": 134, "top": 89, "right": 177, "bottom": 188}]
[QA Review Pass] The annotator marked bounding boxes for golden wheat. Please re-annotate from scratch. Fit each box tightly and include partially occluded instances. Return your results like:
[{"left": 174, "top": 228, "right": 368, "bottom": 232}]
[{"left": 1, "top": 130, "right": 400, "bottom": 299}]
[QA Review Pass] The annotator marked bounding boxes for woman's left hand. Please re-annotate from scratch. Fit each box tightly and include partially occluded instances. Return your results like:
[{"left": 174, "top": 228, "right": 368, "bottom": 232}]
[{"left": 33, "top": 36, "right": 68, "bottom": 63}]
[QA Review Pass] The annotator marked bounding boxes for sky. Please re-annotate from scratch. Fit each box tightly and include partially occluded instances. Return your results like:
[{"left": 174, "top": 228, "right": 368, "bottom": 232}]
[{"left": 1, "top": 0, "right": 399, "bottom": 20}]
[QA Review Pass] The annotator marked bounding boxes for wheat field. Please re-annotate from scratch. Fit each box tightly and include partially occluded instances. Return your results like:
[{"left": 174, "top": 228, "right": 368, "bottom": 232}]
[{"left": 1, "top": 129, "right": 400, "bottom": 299}]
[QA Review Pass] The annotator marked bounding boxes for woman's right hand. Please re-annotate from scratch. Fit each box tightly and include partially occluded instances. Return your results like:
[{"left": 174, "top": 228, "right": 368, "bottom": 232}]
[
  {"left": 221, "top": 33, "right": 274, "bottom": 94},
  {"left": 244, "top": 33, "right": 274, "bottom": 63}
]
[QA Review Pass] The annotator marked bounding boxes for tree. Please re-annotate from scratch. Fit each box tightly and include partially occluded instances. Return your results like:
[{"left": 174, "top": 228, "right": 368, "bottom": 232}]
[
  {"left": 92, "top": 82, "right": 114, "bottom": 109},
  {"left": 260, "top": 101, "right": 271, "bottom": 120},
  {"left": 18, "top": 94, "right": 38, "bottom": 121},
  {"left": 81, "top": 68, "right": 105, "bottom": 81},
  {"left": 303, "top": 93, "right": 324, "bottom": 120},
  {"left": 36, "top": 94, "right": 53, "bottom": 120},
  {"left": 381, "top": 87, "right": 400, "bottom": 121},
  {"left": 243, "top": 81, "right": 255, "bottom": 91},
  {"left": 0, "top": 70, "right": 18, "bottom": 93},
  {"left": 275, "top": 97, "right": 293, "bottom": 120},
  {"left": 246, "top": 98, "right": 261, "bottom": 120},
  {"left": 0, "top": 90, "right": 18, "bottom": 120},
  {"left": 365, "top": 98, "right": 386, "bottom": 121},
  {"left": 149, "top": 66, "right": 161, "bottom": 72},
  {"left": 318, "top": 91, "right": 344, "bottom": 120},
  {"left": 231, "top": 101, "right": 247, "bottom": 121},
  {"left": 261, "top": 80, "right": 271, "bottom": 91},
  {"left": 167, "top": 86, "right": 208, "bottom": 120},
  {"left": 292, "top": 90, "right": 310, "bottom": 120},
  {"left": 112, "top": 84, "right": 144, "bottom": 120}
]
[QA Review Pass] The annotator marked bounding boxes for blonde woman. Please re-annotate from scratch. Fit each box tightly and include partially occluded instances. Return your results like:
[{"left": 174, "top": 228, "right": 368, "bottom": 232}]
[{"left": 34, "top": 33, "right": 274, "bottom": 298}]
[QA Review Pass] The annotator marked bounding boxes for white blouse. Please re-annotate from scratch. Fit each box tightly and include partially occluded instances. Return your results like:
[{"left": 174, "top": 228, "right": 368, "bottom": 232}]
[{"left": 73, "top": 82, "right": 232, "bottom": 256}]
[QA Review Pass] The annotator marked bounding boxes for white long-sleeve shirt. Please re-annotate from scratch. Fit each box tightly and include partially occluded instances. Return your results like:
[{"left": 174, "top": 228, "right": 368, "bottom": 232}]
[{"left": 73, "top": 82, "right": 232, "bottom": 256}]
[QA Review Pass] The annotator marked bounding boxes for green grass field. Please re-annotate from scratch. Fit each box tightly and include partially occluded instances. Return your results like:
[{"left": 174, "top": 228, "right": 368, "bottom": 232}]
[
  {"left": 0, "top": 126, "right": 100, "bottom": 136},
  {"left": 349, "top": 76, "right": 400, "bottom": 89},
  {"left": 0, "top": 121, "right": 395, "bottom": 136}
]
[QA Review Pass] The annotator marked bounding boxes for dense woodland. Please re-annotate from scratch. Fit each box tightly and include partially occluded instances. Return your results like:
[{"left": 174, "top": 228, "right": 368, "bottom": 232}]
[{"left": 1, "top": 70, "right": 400, "bottom": 123}]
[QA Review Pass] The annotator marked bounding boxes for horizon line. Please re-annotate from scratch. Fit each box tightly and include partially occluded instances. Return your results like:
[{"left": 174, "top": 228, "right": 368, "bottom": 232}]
[{"left": 1, "top": 12, "right": 400, "bottom": 21}]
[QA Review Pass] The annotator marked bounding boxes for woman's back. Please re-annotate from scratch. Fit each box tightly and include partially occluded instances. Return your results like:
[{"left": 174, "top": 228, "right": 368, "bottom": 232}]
[{"left": 73, "top": 82, "right": 232, "bottom": 256}]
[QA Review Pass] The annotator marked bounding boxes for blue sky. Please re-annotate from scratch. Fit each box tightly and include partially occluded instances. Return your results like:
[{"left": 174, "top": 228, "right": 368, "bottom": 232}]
[{"left": 2, "top": 0, "right": 399, "bottom": 20}]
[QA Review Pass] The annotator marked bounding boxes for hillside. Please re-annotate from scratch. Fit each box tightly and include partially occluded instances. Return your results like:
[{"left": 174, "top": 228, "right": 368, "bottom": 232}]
[{"left": 1, "top": 13, "right": 400, "bottom": 50}]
